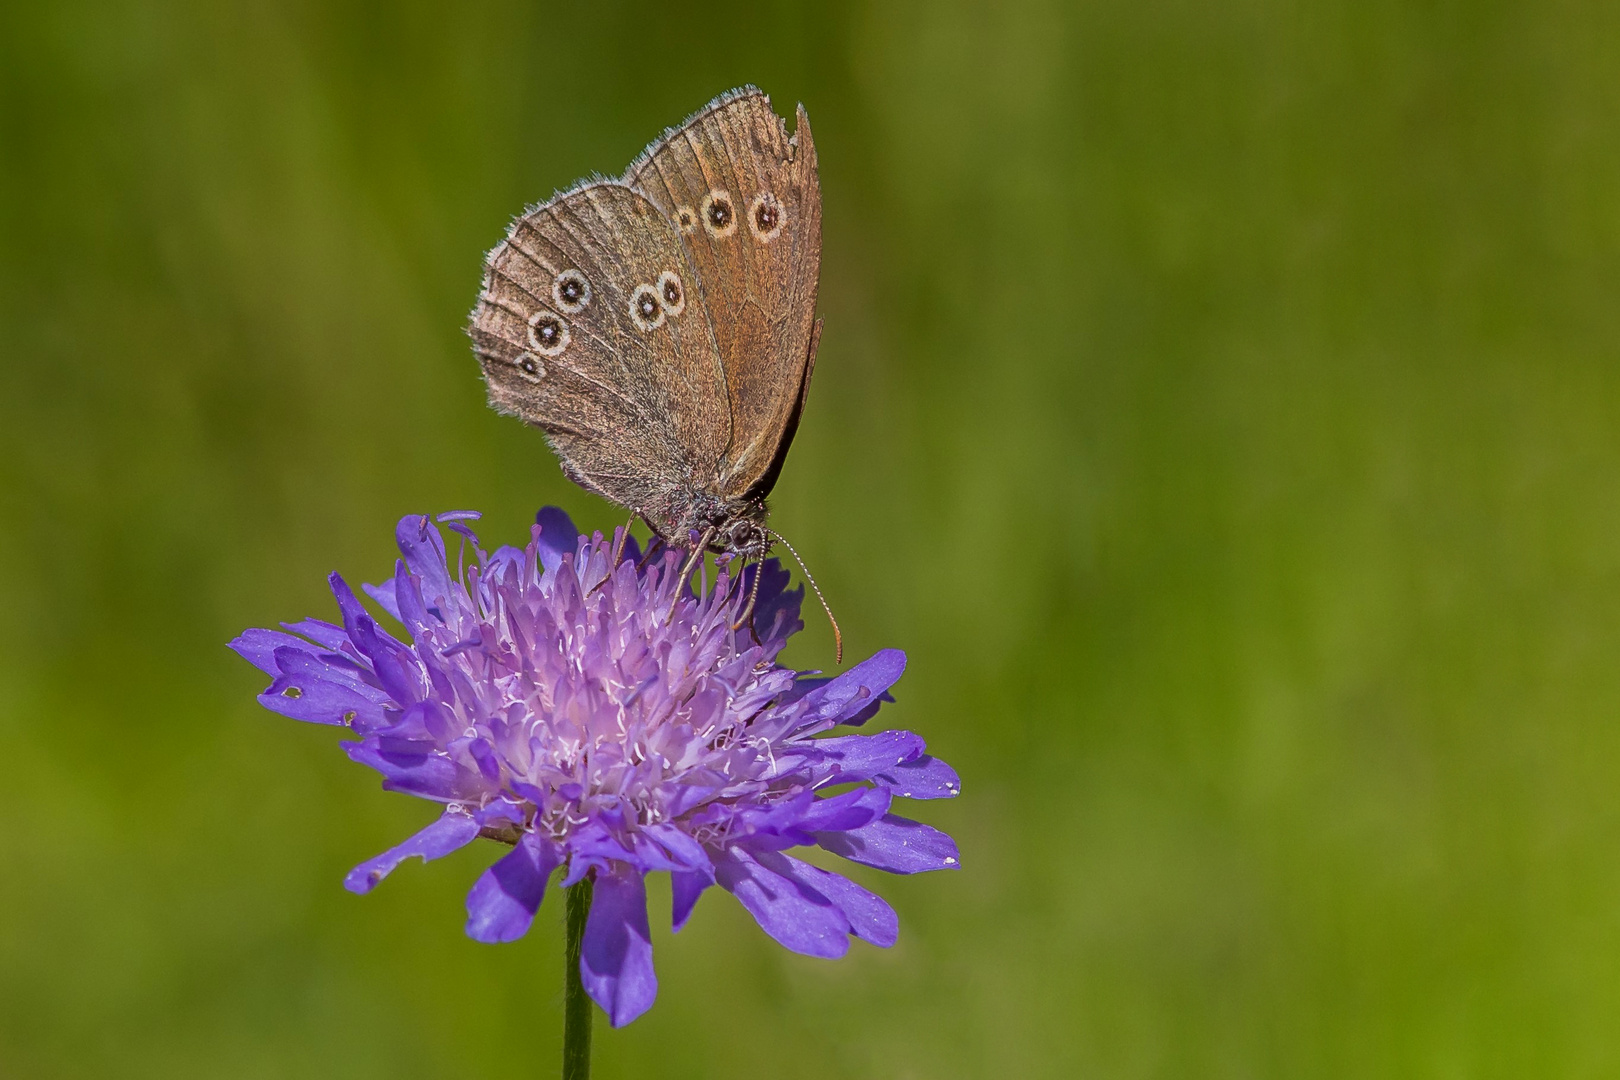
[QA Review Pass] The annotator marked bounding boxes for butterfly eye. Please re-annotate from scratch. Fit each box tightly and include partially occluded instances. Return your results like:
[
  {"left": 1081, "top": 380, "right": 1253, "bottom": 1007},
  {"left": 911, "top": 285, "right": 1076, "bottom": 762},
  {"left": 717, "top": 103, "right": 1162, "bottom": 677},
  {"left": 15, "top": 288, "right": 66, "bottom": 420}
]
[
  {"left": 515, "top": 353, "right": 546, "bottom": 381},
  {"left": 629, "top": 284, "right": 667, "bottom": 331},
  {"left": 527, "top": 312, "right": 570, "bottom": 357},
  {"left": 748, "top": 192, "right": 784, "bottom": 242},
  {"left": 657, "top": 270, "right": 686, "bottom": 317},
  {"left": 552, "top": 270, "right": 591, "bottom": 314},
  {"left": 700, "top": 190, "right": 737, "bottom": 238}
]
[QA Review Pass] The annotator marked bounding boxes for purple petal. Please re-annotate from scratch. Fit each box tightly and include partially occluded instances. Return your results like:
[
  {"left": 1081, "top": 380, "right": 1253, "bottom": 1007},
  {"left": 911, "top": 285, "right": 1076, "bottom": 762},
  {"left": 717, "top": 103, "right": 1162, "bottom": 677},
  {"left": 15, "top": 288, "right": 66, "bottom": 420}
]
[
  {"left": 560, "top": 857, "right": 603, "bottom": 889},
  {"left": 816, "top": 813, "right": 960, "bottom": 874},
  {"left": 229, "top": 628, "right": 312, "bottom": 675},
  {"left": 816, "top": 730, "right": 925, "bottom": 775},
  {"left": 535, "top": 507, "right": 579, "bottom": 577},
  {"left": 343, "top": 811, "right": 481, "bottom": 894},
  {"left": 580, "top": 868, "right": 657, "bottom": 1027},
  {"left": 795, "top": 649, "right": 907, "bottom": 732},
  {"left": 642, "top": 823, "right": 713, "bottom": 875},
  {"left": 328, "top": 572, "right": 376, "bottom": 640},
  {"left": 744, "top": 558, "right": 792, "bottom": 611},
  {"left": 329, "top": 573, "right": 424, "bottom": 704},
  {"left": 473, "top": 799, "right": 526, "bottom": 829},
  {"left": 483, "top": 545, "right": 526, "bottom": 586},
  {"left": 343, "top": 739, "right": 478, "bottom": 801},
  {"left": 353, "top": 624, "right": 424, "bottom": 706},
  {"left": 815, "top": 732, "right": 961, "bottom": 799},
  {"left": 780, "top": 676, "right": 894, "bottom": 727},
  {"left": 764, "top": 852, "right": 898, "bottom": 947},
  {"left": 797, "top": 787, "right": 891, "bottom": 833},
  {"left": 713, "top": 847, "right": 850, "bottom": 959},
  {"left": 280, "top": 617, "right": 349, "bottom": 651},
  {"left": 258, "top": 646, "right": 389, "bottom": 728},
  {"left": 703, "top": 791, "right": 820, "bottom": 851},
  {"left": 880, "top": 755, "right": 962, "bottom": 800},
  {"left": 567, "top": 821, "right": 638, "bottom": 867},
  {"left": 671, "top": 870, "right": 710, "bottom": 932},
  {"left": 377, "top": 699, "right": 455, "bottom": 742},
  {"left": 362, "top": 578, "right": 402, "bottom": 622},
  {"left": 468, "top": 738, "right": 502, "bottom": 784},
  {"left": 744, "top": 561, "right": 804, "bottom": 647},
  {"left": 465, "top": 833, "right": 560, "bottom": 943},
  {"left": 390, "top": 558, "right": 430, "bottom": 631},
  {"left": 395, "top": 514, "right": 453, "bottom": 616},
  {"left": 624, "top": 832, "right": 685, "bottom": 873}
]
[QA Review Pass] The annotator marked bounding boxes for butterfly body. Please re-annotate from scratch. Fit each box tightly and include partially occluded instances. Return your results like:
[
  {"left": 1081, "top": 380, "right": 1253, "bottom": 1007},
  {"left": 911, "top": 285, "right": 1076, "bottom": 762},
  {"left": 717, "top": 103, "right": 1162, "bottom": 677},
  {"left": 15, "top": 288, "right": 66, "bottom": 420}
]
[{"left": 470, "top": 87, "right": 821, "bottom": 560}]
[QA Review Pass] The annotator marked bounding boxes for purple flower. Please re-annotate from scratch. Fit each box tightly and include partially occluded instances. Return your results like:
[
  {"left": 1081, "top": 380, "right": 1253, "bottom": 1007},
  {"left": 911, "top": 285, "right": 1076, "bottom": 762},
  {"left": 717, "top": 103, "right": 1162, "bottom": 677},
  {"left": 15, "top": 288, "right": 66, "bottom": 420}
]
[{"left": 231, "top": 509, "right": 960, "bottom": 1026}]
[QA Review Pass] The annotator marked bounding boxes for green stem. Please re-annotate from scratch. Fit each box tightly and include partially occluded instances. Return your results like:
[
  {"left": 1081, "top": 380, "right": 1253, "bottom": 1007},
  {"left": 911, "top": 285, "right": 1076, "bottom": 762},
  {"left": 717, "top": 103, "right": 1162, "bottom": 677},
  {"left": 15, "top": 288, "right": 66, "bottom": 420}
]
[{"left": 563, "top": 879, "right": 593, "bottom": 1080}]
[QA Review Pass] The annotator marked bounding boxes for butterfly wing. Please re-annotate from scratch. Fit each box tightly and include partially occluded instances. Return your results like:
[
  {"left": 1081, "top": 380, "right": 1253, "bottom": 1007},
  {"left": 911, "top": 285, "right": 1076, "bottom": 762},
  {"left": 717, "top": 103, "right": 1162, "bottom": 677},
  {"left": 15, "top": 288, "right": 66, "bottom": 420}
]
[
  {"left": 624, "top": 87, "right": 822, "bottom": 501},
  {"left": 470, "top": 182, "right": 732, "bottom": 520}
]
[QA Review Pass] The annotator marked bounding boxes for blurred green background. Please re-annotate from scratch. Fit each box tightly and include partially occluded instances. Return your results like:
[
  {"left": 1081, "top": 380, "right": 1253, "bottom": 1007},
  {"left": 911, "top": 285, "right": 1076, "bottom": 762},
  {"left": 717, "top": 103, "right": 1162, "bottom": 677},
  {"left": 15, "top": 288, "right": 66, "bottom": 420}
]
[{"left": 4, "top": 0, "right": 1620, "bottom": 1076}]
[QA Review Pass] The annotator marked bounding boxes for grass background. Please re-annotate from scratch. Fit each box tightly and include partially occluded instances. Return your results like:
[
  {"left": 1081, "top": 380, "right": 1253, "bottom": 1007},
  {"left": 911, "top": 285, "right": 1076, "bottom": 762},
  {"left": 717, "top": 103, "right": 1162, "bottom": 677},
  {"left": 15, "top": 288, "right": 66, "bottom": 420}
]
[{"left": 4, "top": 1, "right": 1620, "bottom": 1076}]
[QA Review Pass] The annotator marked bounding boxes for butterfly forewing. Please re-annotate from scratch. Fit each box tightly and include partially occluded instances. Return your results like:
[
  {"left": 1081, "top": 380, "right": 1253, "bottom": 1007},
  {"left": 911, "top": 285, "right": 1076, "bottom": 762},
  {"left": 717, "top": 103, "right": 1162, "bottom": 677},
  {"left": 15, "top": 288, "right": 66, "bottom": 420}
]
[
  {"left": 471, "top": 183, "right": 732, "bottom": 513},
  {"left": 624, "top": 88, "right": 822, "bottom": 499}
]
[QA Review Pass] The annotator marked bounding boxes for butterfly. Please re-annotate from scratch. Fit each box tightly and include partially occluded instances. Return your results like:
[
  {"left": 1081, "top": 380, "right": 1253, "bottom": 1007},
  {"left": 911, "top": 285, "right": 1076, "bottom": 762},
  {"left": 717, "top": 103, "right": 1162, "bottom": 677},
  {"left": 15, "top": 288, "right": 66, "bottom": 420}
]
[{"left": 469, "top": 87, "right": 822, "bottom": 578}]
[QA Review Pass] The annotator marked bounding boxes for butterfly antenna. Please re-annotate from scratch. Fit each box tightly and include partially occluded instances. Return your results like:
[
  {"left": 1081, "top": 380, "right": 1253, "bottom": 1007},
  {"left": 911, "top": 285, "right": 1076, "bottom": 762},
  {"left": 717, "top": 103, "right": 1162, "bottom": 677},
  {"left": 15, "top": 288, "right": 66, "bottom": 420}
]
[{"left": 766, "top": 528, "right": 842, "bottom": 664}]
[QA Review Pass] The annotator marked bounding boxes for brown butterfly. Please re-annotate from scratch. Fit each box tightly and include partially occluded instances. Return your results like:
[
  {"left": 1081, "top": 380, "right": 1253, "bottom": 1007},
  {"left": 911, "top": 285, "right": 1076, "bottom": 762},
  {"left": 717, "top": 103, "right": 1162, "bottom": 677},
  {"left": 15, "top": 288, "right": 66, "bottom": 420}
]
[{"left": 468, "top": 87, "right": 835, "bottom": 649}]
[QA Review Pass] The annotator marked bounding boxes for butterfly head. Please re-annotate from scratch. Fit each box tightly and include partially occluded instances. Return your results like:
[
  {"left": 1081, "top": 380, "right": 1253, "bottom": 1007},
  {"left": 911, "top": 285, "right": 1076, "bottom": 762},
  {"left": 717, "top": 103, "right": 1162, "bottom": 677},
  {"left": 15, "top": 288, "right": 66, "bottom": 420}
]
[
  {"left": 659, "top": 487, "right": 842, "bottom": 663},
  {"left": 648, "top": 489, "right": 770, "bottom": 559},
  {"left": 714, "top": 511, "right": 770, "bottom": 560}
]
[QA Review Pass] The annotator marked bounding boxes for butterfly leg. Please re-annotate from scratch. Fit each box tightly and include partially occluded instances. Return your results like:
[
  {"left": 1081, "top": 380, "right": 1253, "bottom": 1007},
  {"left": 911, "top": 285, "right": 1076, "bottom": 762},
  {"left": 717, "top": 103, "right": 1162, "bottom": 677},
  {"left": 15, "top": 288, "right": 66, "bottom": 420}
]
[
  {"left": 587, "top": 513, "right": 640, "bottom": 597},
  {"left": 731, "top": 552, "right": 766, "bottom": 637},
  {"left": 668, "top": 526, "right": 716, "bottom": 619},
  {"left": 636, "top": 535, "right": 666, "bottom": 571},
  {"left": 716, "top": 551, "right": 745, "bottom": 608},
  {"left": 610, "top": 512, "right": 635, "bottom": 565}
]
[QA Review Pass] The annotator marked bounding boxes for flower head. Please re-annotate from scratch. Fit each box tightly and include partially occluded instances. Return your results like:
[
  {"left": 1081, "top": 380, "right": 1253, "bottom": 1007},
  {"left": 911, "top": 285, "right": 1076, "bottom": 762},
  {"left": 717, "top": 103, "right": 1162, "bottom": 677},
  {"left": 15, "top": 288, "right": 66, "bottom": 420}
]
[{"left": 232, "top": 509, "right": 960, "bottom": 1025}]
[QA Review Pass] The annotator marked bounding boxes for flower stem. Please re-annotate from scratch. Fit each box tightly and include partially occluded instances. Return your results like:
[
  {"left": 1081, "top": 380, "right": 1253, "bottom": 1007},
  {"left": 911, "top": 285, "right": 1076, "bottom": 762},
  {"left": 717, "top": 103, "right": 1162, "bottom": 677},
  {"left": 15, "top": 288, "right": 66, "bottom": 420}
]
[{"left": 563, "top": 878, "right": 593, "bottom": 1080}]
